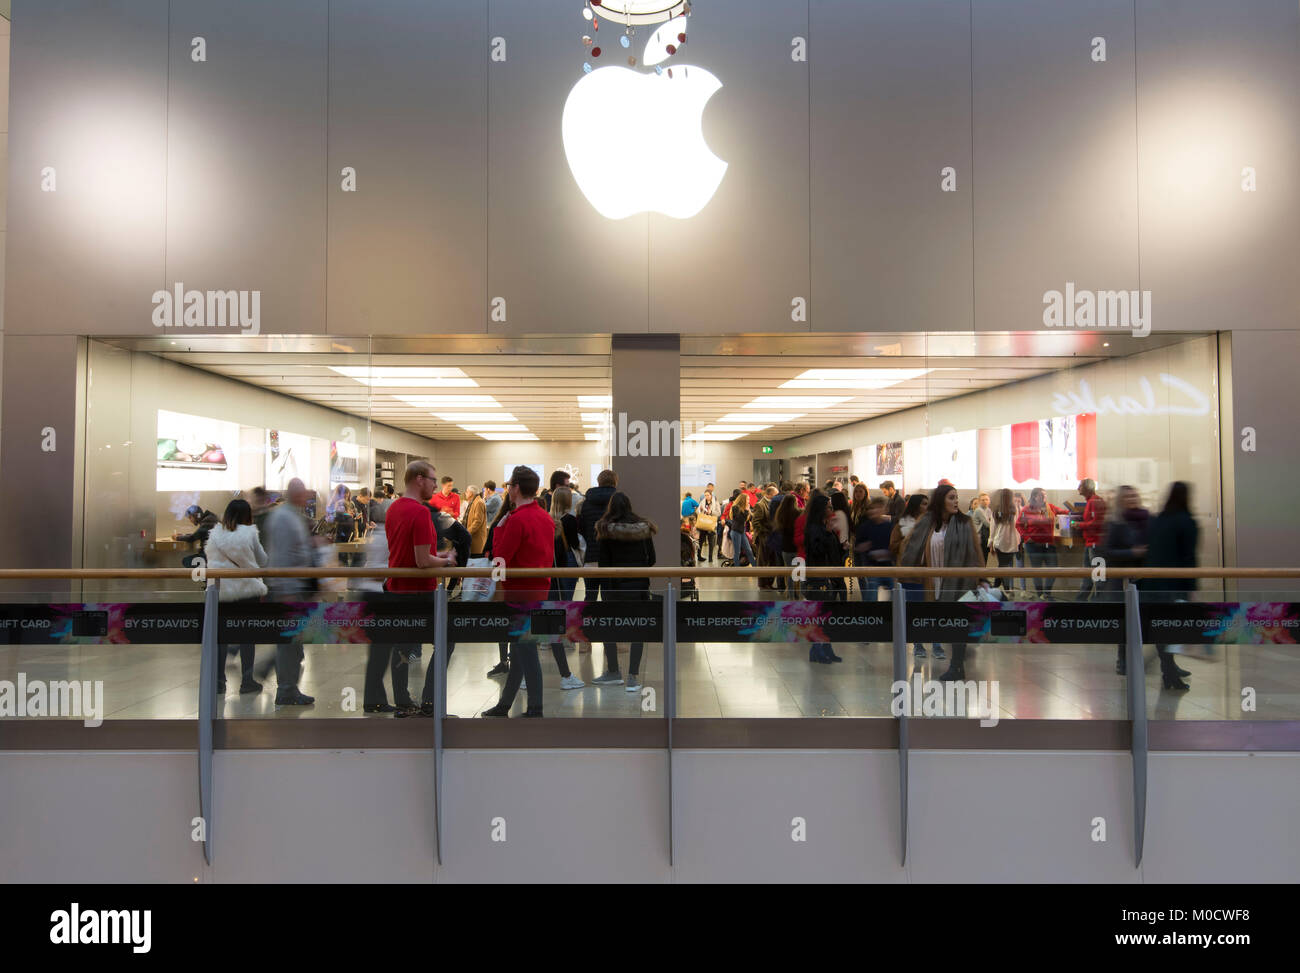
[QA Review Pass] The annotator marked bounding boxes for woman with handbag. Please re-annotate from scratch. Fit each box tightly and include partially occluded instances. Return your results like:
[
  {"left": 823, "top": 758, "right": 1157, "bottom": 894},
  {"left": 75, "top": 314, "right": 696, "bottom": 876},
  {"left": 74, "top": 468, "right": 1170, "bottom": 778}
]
[
  {"left": 546, "top": 487, "right": 585, "bottom": 690},
  {"left": 900, "top": 483, "right": 989, "bottom": 681},
  {"left": 694, "top": 487, "right": 719, "bottom": 563},
  {"left": 204, "top": 498, "right": 269, "bottom": 695}
]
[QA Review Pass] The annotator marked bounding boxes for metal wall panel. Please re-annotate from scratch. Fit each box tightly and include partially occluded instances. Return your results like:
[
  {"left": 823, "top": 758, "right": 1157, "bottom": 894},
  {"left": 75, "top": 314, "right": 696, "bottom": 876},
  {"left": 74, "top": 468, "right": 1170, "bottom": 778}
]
[
  {"left": 811, "top": 0, "right": 974, "bottom": 333},
  {"left": 646, "top": 0, "right": 810, "bottom": 334},
  {"left": 166, "top": 0, "right": 327, "bottom": 337},
  {"left": 4, "top": 0, "right": 168, "bottom": 336},
  {"left": 327, "top": 0, "right": 487, "bottom": 336},
  {"left": 972, "top": 0, "right": 1140, "bottom": 332},
  {"left": 1135, "top": 0, "right": 1300, "bottom": 333},
  {"left": 486, "top": 0, "right": 648, "bottom": 334}
]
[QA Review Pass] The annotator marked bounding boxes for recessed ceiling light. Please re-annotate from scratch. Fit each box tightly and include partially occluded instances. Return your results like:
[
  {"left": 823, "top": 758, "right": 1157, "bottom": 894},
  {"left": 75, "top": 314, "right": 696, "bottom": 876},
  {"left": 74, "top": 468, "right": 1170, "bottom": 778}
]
[
  {"left": 457, "top": 424, "right": 531, "bottom": 433},
  {"left": 433, "top": 413, "right": 517, "bottom": 423},
  {"left": 701, "top": 424, "right": 771, "bottom": 433},
  {"left": 578, "top": 395, "right": 612, "bottom": 408},
  {"left": 476, "top": 432, "right": 540, "bottom": 441},
  {"left": 584, "top": 433, "right": 604, "bottom": 441},
  {"left": 398, "top": 395, "right": 501, "bottom": 408},
  {"left": 580, "top": 412, "right": 610, "bottom": 422},
  {"left": 744, "top": 396, "right": 851, "bottom": 409},
  {"left": 685, "top": 432, "right": 747, "bottom": 441},
  {"left": 330, "top": 366, "right": 477, "bottom": 387},
  {"left": 780, "top": 368, "right": 930, "bottom": 389},
  {"left": 716, "top": 413, "right": 805, "bottom": 424}
]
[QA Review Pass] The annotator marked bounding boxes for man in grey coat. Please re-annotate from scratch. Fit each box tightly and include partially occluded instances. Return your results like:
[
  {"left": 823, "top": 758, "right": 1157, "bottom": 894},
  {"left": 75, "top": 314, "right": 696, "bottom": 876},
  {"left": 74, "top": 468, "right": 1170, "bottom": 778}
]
[{"left": 260, "top": 478, "right": 317, "bottom": 705}]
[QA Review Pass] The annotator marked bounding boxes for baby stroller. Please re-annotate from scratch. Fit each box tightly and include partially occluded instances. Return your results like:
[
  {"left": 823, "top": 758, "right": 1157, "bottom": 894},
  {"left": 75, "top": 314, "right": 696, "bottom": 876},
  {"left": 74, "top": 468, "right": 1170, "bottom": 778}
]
[
  {"left": 718, "top": 521, "right": 735, "bottom": 567},
  {"left": 680, "top": 529, "right": 701, "bottom": 601}
]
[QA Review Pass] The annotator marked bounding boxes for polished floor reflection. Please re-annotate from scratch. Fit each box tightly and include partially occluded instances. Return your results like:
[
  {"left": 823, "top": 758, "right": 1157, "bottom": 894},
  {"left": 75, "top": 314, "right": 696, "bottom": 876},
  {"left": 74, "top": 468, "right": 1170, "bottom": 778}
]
[{"left": 0, "top": 577, "right": 1295, "bottom": 721}]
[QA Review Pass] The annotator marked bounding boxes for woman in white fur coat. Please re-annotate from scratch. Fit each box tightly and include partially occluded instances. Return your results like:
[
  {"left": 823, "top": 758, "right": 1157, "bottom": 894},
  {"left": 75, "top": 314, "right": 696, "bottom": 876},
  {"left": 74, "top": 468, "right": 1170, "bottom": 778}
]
[{"left": 205, "top": 498, "right": 269, "bottom": 694}]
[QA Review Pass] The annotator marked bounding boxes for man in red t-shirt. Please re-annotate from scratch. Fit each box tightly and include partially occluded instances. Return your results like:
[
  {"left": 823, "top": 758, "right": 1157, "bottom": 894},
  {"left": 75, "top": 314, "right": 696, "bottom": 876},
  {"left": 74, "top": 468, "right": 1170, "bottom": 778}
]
[
  {"left": 481, "top": 465, "right": 553, "bottom": 719},
  {"left": 427, "top": 475, "right": 461, "bottom": 519},
  {"left": 367, "top": 460, "right": 458, "bottom": 717}
]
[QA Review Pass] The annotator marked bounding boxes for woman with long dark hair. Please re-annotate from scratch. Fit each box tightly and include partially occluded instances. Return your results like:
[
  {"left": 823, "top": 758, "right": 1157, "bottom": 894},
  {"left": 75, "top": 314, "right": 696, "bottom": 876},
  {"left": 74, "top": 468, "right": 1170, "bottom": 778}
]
[
  {"left": 204, "top": 498, "right": 269, "bottom": 695},
  {"left": 890, "top": 493, "right": 939, "bottom": 659},
  {"left": 773, "top": 493, "right": 800, "bottom": 597},
  {"left": 900, "top": 483, "right": 988, "bottom": 681},
  {"left": 592, "top": 492, "right": 657, "bottom": 692},
  {"left": 1140, "top": 482, "right": 1198, "bottom": 691},
  {"left": 545, "top": 486, "right": 585, "bottom": 690},
  {"left": 803, "top": 493, "right": 844, "bottom": 664},
  {"left": 482, "top": 494, "right": 516, "bottom": 677}
]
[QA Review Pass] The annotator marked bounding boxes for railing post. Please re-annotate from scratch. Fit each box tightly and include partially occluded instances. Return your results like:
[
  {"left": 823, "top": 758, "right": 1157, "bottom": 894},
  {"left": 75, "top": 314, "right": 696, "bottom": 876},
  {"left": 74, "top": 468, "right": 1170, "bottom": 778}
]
[
  {"left": 197, "top": 579, "right": 219, "bottom": 867},
  {"left": 434, "top": 580, "right": 448, "bottom": 869},
  {"left": 1124, "top": 579, "right": 1147, "bottom": 869},
  {"left": 664, "top": 580, "right": 677, "bottom": 869},
  {"left": 891, "top": 581, "right": 909, "bottom": 868}
]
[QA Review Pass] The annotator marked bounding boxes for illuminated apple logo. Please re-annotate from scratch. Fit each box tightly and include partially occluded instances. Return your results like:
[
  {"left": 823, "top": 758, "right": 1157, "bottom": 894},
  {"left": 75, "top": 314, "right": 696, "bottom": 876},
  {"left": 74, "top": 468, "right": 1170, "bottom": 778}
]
[{"left": 562, "top": 16, "right": 727, "bottom": 220}]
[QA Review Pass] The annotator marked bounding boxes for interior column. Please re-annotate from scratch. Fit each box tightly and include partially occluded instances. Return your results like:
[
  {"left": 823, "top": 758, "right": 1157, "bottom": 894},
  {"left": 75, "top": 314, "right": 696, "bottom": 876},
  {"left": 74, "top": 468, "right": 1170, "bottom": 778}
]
[{"left": 610, "top": 334, "right": 681, "bottom": 570}]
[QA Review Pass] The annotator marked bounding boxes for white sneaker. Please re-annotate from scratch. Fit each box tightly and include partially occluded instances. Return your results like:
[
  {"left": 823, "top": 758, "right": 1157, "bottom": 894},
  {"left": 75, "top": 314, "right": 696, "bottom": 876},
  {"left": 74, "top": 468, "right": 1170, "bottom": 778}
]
[
  {"left": 520, "top": 678, "right": 527, "bottom": 690},
  {"left": 625, "top": 676, "right": 641, "bottom": 693},
  {"left": 560, "top": 674, "right": 584, "bottom": 690}
]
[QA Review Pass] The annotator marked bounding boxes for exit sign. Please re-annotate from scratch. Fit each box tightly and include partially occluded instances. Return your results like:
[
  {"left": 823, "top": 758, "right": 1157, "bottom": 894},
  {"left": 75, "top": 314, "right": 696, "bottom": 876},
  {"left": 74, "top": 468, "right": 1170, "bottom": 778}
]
[{"left": 761, "top": 446, "right": 773, "bottom": 454}]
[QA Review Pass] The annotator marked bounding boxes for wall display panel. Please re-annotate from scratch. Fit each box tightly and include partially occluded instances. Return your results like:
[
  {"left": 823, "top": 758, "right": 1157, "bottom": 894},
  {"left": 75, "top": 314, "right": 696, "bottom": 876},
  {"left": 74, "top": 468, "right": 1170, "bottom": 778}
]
[
  {"left": 647, "top": 0, "right": 810, "bottom": 334},
  {"left": 327, "top": 0, "right": 486, "bottom": 335},
  {"left": 1134, "top": 0, "right": 1300, "bottom": 333},
  {"left": 972, "top": 0, "right": 1140, "bottom": 332},
  {"left": 902, "top": 429, "right": 977, "bottom": 493},
  {"left": 155, "top": 409, "right": 241, "bottom": 492},
  {"left": 486, "top": 0, "right": 648, "bottom": 334},
  {"left": 266, "top": 430, "right": 312, "bottom": 491},
  {"left": 810, "top": 0, "right": 974, "bottom": 333},
  {"left": 504, "top": 463, "right": 545, "bottom": 488},
  {"left": 166, "top": 0, "right": 327, "bottom": 337},
  {"left": 5, "top": 0, "right": 168, "bottom": 337},
  {"left": 1001, "top": 415, "right": 1097, "bottom": 490}
]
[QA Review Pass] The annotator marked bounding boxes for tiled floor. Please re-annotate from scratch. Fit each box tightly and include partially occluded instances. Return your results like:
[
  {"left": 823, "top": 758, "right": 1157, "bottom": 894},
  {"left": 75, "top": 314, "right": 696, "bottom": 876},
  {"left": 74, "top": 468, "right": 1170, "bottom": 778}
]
[{"left": 1, "top": 578, "right": 1297, "bottom": 721}]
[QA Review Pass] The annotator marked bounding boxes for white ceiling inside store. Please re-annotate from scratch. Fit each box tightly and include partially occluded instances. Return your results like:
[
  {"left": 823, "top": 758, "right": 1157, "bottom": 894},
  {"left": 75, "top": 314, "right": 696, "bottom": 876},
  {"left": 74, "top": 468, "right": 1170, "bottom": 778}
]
[{"left": 126, "top": 332, "right": 1196, "bottom": 443}]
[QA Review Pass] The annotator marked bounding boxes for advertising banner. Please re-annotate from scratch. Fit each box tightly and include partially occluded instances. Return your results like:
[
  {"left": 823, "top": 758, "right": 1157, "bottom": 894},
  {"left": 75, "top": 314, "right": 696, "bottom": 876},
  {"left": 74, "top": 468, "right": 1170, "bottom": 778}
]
[
  {"left": 449, "top": 600, "right": 663, "bottom": 642},
  {"left": 0, "top": 603, "right": 204, "bottom": 645},
  {"left": 676, "top": 600, "right": 892, "bottom": 643}
]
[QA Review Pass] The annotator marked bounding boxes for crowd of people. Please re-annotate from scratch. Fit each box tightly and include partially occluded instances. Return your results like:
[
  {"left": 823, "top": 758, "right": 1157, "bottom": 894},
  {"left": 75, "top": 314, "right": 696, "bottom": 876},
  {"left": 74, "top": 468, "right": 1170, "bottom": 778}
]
[
  {"left": 187, "top": 460, "right": 1202, "bottom": 715},
  {"left": 680, "top": 475, "right": 1201, "bottom": 688}
]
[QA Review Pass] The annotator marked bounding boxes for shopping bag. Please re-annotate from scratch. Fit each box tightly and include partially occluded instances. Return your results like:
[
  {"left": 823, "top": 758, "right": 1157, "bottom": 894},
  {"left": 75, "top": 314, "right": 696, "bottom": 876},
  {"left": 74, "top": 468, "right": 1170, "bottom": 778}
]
[
  {"left": 694, "top": 511, "right": 717, "bottom": 532},
  {"left": 459, "top": 557, "right": 497, "bottom": 602}
]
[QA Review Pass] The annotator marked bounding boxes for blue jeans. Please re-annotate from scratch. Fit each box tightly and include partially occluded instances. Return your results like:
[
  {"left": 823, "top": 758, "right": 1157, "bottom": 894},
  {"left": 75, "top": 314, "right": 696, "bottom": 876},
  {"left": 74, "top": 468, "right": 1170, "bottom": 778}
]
[
  {"left": 1024, "top": 542, "right": 1058, "bottom": 596},
  {"left": 732, "top": 531, "right": 757, "bottom": 567}
]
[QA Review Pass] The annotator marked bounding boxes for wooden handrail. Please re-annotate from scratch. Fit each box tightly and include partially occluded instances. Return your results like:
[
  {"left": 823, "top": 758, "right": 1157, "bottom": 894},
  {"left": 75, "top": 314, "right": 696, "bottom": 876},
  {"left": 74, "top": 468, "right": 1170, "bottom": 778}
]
[{"left": 0, "top": 567, "right": 1297, "bottom": 580}]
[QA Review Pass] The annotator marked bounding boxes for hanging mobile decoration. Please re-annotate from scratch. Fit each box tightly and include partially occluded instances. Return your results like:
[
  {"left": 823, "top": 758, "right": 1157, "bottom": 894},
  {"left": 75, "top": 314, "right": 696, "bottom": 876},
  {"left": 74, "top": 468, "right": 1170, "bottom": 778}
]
[{"left": 576, "top": 1, "right": 694, "bottom": 77}]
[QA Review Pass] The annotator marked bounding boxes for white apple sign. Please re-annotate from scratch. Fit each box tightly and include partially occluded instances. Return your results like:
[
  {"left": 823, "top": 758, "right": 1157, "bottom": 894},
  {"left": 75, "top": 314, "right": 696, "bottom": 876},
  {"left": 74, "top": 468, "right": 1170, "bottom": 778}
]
[{"left": 562, "top": 23, "right": 727, "bottom": 220}]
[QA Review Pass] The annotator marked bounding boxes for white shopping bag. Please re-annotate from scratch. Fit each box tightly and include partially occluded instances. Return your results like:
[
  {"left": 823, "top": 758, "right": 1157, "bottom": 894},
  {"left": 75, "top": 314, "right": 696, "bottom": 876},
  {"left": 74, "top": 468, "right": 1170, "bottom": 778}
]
[{"left": 459, "top": 557, "right": 497, "bottom": 602}]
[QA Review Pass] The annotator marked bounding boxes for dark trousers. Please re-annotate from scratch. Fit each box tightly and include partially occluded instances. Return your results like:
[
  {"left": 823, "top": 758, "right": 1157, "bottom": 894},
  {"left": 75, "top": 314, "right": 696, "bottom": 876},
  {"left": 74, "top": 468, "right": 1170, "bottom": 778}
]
[
  {"left": 1024, "top": 542, "right": 1058, "bottom": 595},
  {"left": 995, "top": 550, "right": 1016, "bottom": 591},
  {"left": 218, "top": 644, "right": 255, "bottom": 688},
  {"left": 603, "top": 581, "right": 649, "bottom": 676},
  {"left": 495, "top": 640, "right": 543, "bottom": 711},
  {"left": 373, "top": 641, "right": 454, "bottom": 707},
  {"left": 697, "top": 528, "right": 716, "bottom": 562}
]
